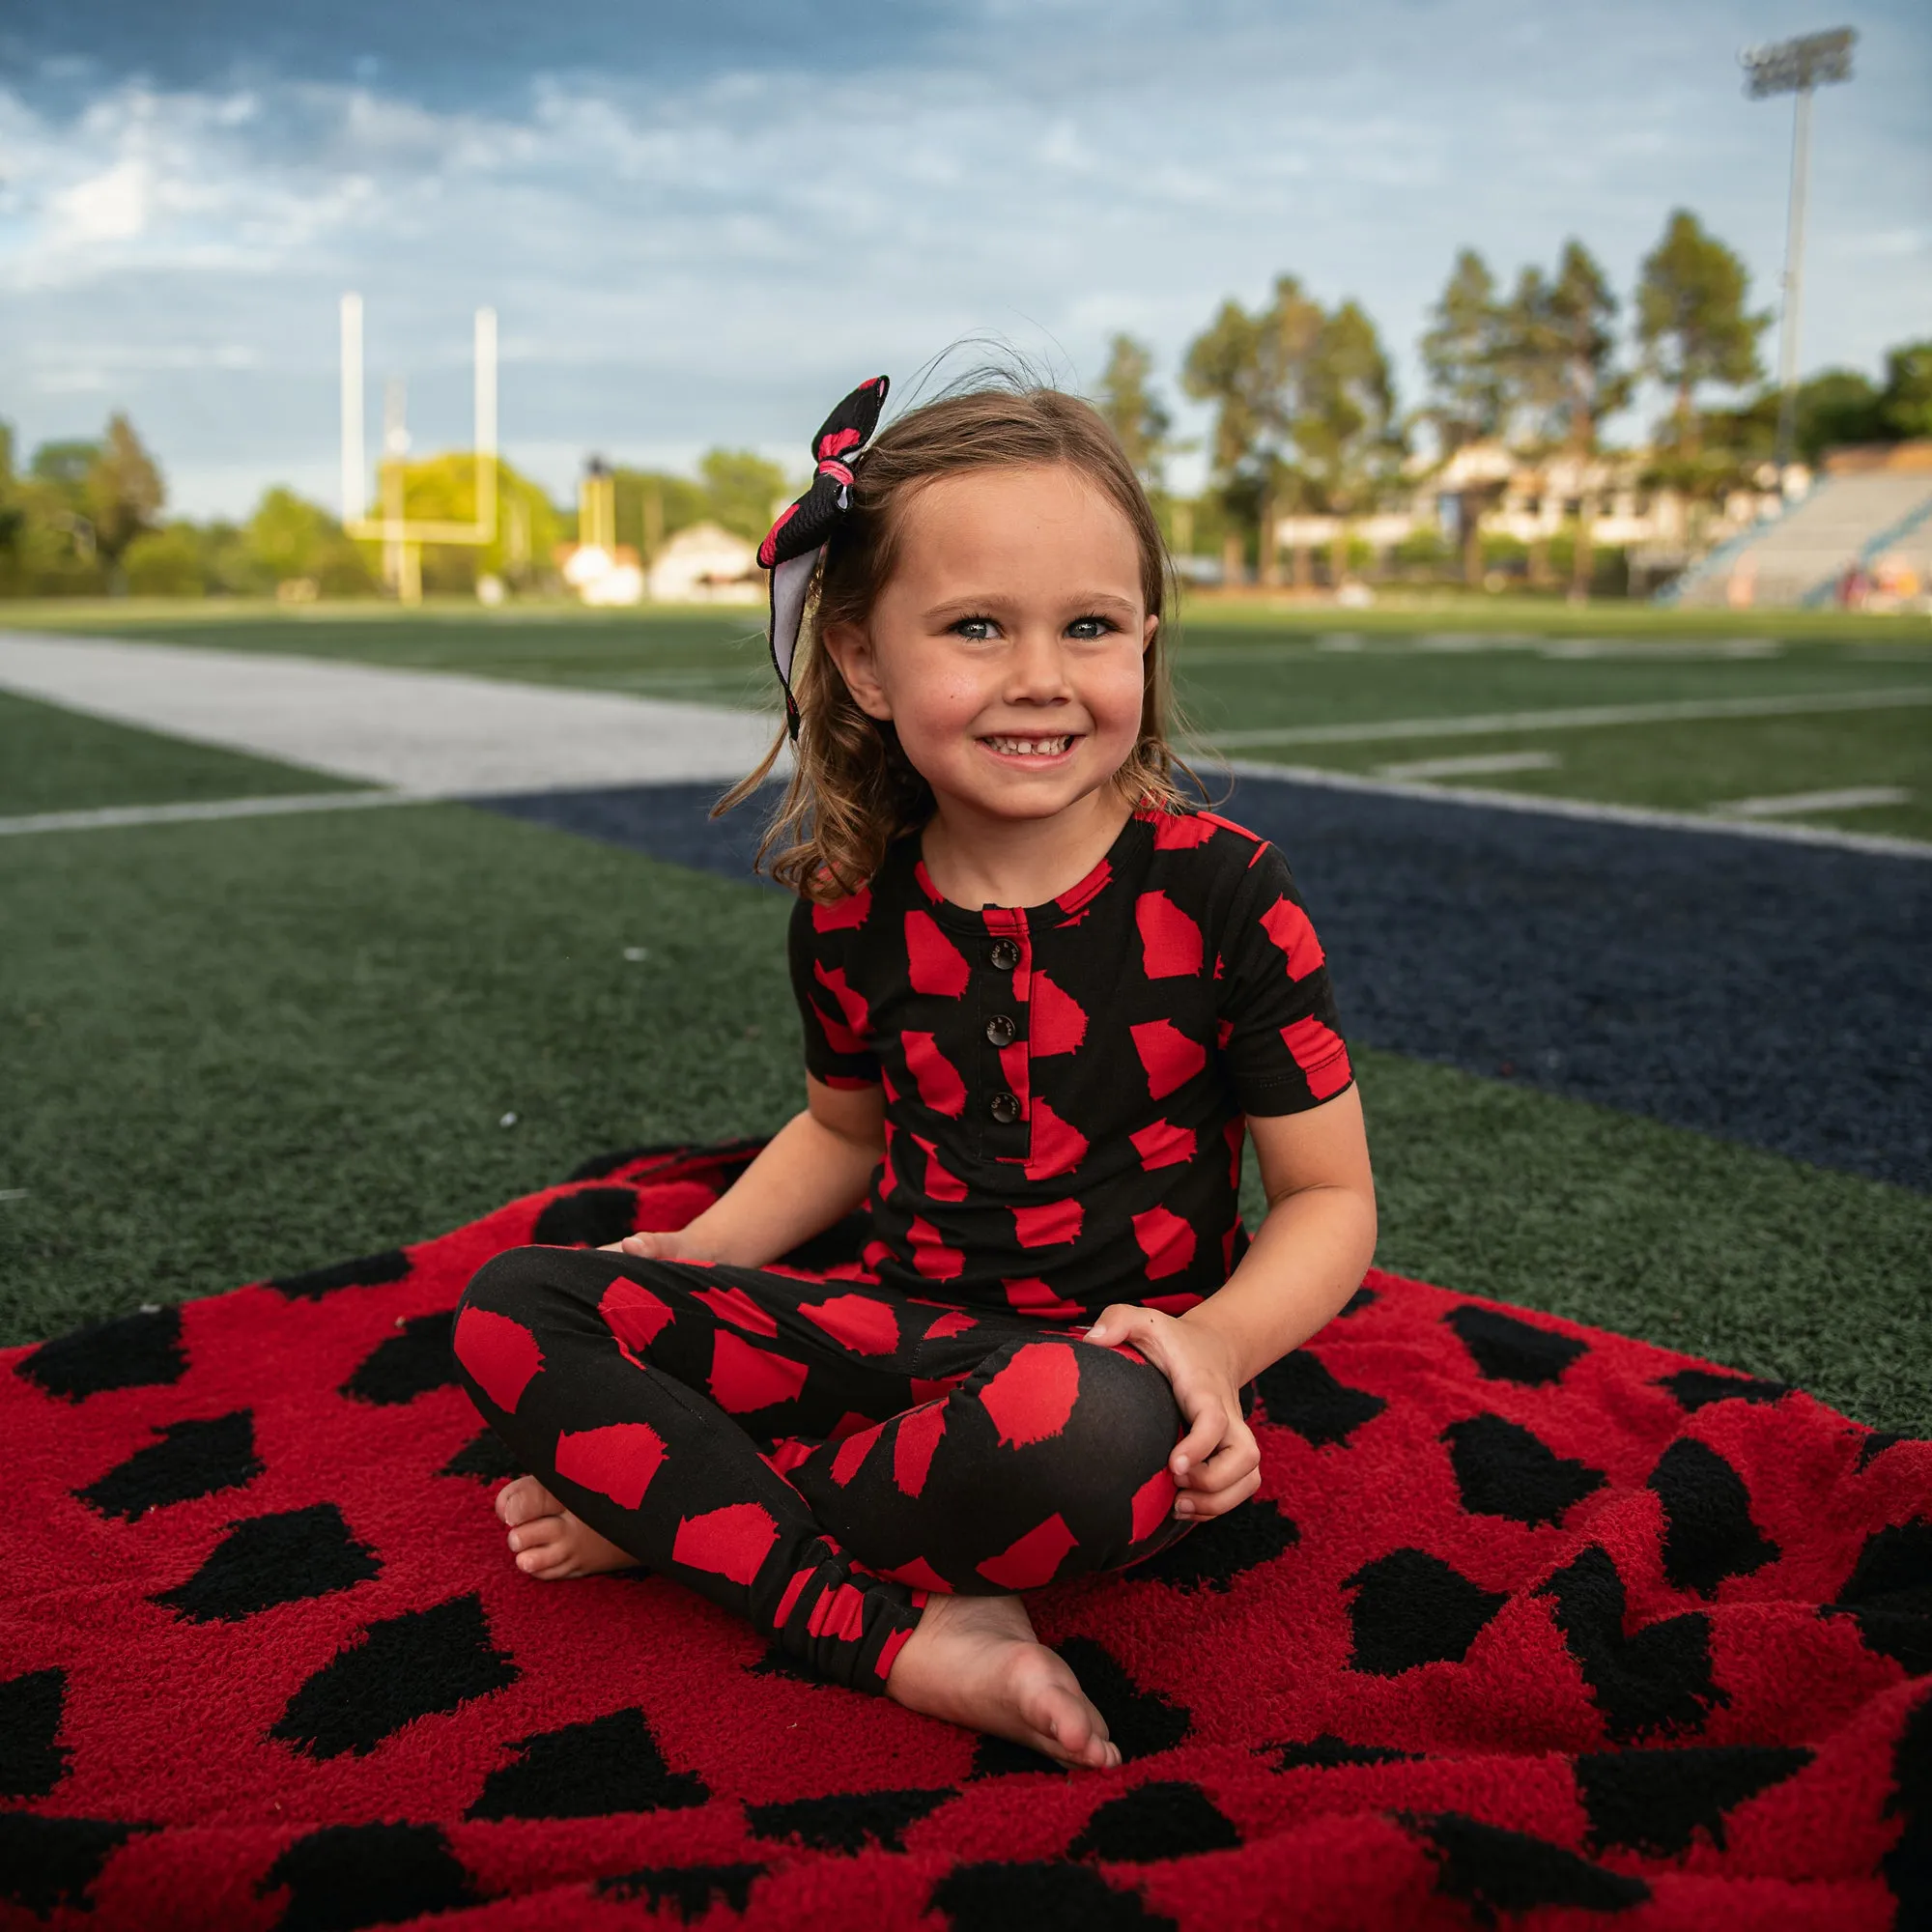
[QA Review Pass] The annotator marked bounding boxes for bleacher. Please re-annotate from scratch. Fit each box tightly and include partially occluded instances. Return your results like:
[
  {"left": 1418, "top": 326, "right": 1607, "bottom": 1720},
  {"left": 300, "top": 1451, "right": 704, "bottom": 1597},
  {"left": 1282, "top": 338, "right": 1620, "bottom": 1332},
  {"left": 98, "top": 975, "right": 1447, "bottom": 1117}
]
[{"left": 1668, "top": 444, "right": 1932, "bottom": 607}]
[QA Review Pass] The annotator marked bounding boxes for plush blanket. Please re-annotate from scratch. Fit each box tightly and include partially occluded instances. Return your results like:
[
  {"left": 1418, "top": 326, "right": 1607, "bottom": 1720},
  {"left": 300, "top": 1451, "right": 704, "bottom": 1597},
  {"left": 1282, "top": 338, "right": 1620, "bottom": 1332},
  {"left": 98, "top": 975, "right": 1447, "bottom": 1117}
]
[{"left": 3, "top": 1143, "right": 1926, "bottom": 1931}]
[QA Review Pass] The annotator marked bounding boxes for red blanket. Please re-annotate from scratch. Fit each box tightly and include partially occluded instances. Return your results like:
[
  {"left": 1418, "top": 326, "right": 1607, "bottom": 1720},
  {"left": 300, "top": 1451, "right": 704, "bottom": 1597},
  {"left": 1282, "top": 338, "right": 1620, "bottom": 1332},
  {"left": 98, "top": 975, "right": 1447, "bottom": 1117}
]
[{"left": 3, "top": 1143, "right": 1926, "bottom": 1930}]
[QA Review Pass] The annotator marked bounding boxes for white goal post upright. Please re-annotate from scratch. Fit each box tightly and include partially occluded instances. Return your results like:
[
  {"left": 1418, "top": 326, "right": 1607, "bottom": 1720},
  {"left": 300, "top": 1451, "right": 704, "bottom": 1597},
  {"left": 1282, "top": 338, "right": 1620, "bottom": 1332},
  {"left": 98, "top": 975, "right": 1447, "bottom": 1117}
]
[{"left": 337, "top": 294, "right": 499, "bottom": 603}]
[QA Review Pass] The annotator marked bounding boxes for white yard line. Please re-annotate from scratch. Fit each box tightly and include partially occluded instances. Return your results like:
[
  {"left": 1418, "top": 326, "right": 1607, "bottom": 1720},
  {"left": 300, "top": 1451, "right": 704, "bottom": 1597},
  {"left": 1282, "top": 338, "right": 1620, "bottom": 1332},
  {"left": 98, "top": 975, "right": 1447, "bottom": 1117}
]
[
  {"left": 0, "top": 791, "right": 411, "bottom": 838},
  {"left": 0, "top": 630, "right": 784, "bottom": 794},
  {"left": 1216, "top": 759, "right": 1932, "bottom": 860},
  {"left": 1375, "top": 750, "right": 1560, "bottom": 781},
  {"left": 1715, "top": 785, "right": 1911, "bottom": 820},
  {"left": 1202, "top": 685, "right": 1932, "bottom": 748}
]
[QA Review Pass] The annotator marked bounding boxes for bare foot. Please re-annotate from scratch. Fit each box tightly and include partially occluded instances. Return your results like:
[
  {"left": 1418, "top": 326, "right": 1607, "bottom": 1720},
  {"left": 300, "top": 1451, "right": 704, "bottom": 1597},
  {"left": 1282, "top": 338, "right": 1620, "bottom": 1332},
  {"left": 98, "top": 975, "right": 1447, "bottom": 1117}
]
[
  {"left": 885, "top": 1591, "right": 1121, "bottom": 1772},
  {"left": 494, "top": 1475, "right": 638, "bottom": 1579}
]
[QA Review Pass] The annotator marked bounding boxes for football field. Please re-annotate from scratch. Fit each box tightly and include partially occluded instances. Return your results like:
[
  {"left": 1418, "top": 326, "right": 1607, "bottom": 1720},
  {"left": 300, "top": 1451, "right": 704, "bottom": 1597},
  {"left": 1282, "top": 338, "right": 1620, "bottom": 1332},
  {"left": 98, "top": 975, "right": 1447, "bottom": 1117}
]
[{"left": 3, "top": 600, "right": 1927, "bottom": 1434}]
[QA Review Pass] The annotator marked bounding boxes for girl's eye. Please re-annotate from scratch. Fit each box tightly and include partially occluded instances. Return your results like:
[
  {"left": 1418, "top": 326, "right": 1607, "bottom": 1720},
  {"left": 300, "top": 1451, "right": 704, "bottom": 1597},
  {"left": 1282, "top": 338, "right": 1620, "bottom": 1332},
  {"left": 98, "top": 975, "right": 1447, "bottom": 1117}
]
[
  {"left": 951, "top": 616, "right": 999, "bottom": 641},
  {"left": 1066, "top": 615, "right": 1119, "bottom": 640}
]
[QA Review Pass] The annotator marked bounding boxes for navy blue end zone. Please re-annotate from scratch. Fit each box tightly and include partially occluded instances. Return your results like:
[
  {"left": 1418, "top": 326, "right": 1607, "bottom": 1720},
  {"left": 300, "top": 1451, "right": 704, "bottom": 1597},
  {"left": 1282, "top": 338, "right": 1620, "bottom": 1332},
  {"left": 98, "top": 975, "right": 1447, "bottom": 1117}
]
[{"left": 477, "top": 780, "right": 1931, "bottom": 1193}]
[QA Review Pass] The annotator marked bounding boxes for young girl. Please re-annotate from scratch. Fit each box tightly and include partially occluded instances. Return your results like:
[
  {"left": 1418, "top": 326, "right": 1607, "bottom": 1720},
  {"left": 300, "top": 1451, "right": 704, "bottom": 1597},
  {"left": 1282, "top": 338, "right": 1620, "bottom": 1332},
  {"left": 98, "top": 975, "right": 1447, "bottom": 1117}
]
[{"left": 452, "top": 378, "right": 1378, "bottom": 1773}]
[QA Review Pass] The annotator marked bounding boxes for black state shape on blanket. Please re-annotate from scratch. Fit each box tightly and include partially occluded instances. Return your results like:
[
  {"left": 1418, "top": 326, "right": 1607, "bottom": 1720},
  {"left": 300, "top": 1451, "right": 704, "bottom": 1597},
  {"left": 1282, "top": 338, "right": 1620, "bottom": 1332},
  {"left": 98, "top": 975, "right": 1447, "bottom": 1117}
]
[
  {"left": 1648, "top": 1437, "right": 1779, "bottom": 1596},
  {"left": 0, "top": 1669, "right": 70, "bottom": 1801},
  {"left": 1125, "top": 1497, "right": 1298, "bottom": 1593},
  {"left": 152, "top": 1504, "right": 382, "bottom": 1623},
  {"left": 1539, "top": 1546, "right": 1727, "bottom": 1744},
  {"left": 469, "top": 1708, "right": 707, "bottom": 1819},
  {"left": 1658, "top": 1368, "right": 1792, "bottom": 1412},
  {"left": 270, "top": 1249, "right": 412, "bottom": 1300},
  {"left": 440, "top": 1429, "right": 521, "bottom": 1484},
  {"left": 1068, "top": 1780, "right": 1243, "bottom": 1862},
  {"left": 342, "top": 1313, "right": 461, "bottom": 1406},
  {"left": 1050, "top": 1636, "right": 1192, "bottom": 1760},
  {"left": 76, "top": 1410, "right": 263, "bottom": 1520},
  {"left": 0, "top": 1815, "right": 143, "bottom": 1918},
  {"left": 1345, "top": 1548, "right": 1508, "bottom": 1674},
  {"left": 531, "top": 1186, "right": 639, "bottom": 1248},
  {"left": 259, "top": 1823, "right": 476, "bottom": 1931},
  {"left": 1827, "top": 1517, "right": 1932, "bottom": 1673},
  {"left": 1884, "top": 1687, "right": 1932, "bottom": 1925},
  {"left": 1406, "top": 1812, "right": 1650, "bottom": 1922},
  {"left": 19, "top": 1305, "right": 185, "bottom": 1401},
  {"left": 1443, "top": 1414, "right": 1605, "bottom": 1527},
  {"left": 1264, "top": 1735, "right": 1421, "bottom": 1771},
  {"left": 270, "top": 1594, "right": 518, "bottom": 1760},
  {"left": 597, "top": 1862, "right": 769, "bottom": 1918},
  {"left": 747, "top": 1787, "right": 957, "bottom": 1855},
  {"left": 1444, "top": 1306, "right": 1587, "bottom": 1387},
  {"left": 1576, "top": 1745, "right": 1813, "bottom": 1856},
  {"left": 1255, "top": 1351, "right": 1385, "bottom": 1446},
  {"left": 928, "top": 1860, "right": 1177, "bottom": 1931}
]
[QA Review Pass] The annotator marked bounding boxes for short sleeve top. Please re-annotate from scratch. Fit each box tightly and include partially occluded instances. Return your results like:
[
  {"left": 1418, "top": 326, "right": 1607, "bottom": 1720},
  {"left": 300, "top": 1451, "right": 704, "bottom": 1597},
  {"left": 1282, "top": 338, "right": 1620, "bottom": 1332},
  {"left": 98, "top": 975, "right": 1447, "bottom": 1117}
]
[{"left": 787, "top": 805, "right": 1352, "bottom": 1321}]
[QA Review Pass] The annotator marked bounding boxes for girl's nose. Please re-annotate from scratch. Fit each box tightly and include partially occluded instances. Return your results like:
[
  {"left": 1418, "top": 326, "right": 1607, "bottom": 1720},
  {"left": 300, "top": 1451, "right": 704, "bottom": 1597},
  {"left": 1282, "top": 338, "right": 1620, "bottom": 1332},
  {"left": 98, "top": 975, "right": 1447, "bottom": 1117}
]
[{"left": 1004, "top": 629, "right": 1074, "bottom": 703}]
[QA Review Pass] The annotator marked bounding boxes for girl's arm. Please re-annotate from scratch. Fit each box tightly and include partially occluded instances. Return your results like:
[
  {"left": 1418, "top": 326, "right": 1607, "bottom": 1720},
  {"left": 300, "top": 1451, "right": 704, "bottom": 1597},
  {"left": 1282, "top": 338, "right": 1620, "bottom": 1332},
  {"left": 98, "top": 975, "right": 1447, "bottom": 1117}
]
[
  {"left": 611, "top": 1077, "right": 884, "bottom": 1270},
  {"left": 1179, "top": 1086, "right": 1378, "bottom": 1385}
]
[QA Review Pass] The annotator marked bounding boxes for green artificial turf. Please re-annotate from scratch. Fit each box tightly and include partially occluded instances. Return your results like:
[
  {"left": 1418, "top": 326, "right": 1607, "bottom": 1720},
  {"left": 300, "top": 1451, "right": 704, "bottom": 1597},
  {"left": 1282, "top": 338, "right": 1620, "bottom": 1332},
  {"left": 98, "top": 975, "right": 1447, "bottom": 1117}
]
[
  {"left": 4, "top": 799, "right": 1926, "bottom": 1434},
  {"left": 0, "top": 688, "right": 358, "bottom": 817}
]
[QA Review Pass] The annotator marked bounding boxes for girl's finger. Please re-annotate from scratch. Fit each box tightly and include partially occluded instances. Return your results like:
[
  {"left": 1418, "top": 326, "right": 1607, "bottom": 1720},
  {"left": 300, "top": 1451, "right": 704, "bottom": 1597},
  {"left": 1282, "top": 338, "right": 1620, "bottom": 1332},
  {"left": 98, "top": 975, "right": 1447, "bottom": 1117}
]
[
  {"left": 1170, "top": 1403, "right": 1226, "bottom": 1479},
  {"left": 1183, "top": 1468, "right": 1264, "bottom": 1520}
]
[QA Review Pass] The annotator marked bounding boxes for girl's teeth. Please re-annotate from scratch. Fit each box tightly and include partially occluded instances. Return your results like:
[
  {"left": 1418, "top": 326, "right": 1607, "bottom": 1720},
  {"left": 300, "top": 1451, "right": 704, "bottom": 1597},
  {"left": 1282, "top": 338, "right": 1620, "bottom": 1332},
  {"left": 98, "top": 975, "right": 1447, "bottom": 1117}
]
[{"left": 988, "top": 736, "right": 1071, "bottom": 755}]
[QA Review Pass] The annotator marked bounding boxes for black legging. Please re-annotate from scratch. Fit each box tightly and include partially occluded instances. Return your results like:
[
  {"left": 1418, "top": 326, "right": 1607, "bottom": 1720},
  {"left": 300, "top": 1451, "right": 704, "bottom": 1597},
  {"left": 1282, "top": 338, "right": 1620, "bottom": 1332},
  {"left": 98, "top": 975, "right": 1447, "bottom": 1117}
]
[{"left": 452, "top": 1247, "right": 1199, "bottom": 1692}]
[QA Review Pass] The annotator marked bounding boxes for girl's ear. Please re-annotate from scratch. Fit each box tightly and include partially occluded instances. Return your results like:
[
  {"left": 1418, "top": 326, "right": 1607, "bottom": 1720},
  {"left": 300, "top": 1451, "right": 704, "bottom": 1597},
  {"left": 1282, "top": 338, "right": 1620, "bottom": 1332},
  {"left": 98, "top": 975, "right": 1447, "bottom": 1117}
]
[
  {"left": 1142, "top": 613, "right": 1159, "bottom": 655},
  {"left": 821, "top": 619, "right": 895, "bottom": 722}
]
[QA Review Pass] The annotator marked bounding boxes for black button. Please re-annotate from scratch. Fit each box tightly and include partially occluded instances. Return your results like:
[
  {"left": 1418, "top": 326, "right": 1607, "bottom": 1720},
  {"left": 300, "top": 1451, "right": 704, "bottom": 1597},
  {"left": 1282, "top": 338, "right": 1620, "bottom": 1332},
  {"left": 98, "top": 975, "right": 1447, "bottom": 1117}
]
[
  {"left": 988, "top": 939, "right": 1021, "bottom": 971},
  {"left": 985, "top": 1014, "right": 1017, "bottom": 1048},
  {"left": 989, "top": 1091, "right": 1021, "bottom": 1124}
]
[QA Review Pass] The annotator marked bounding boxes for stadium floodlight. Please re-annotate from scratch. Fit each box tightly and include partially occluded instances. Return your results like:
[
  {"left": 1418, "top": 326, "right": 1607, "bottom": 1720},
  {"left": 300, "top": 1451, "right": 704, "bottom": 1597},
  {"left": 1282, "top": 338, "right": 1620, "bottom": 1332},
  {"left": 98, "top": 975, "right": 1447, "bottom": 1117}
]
[
  {"left": 1740, "top": 28, "right": 1856, "bottom": 473},
  {"left": 338, "top": 296, "right": 498, "bottom": 605}
]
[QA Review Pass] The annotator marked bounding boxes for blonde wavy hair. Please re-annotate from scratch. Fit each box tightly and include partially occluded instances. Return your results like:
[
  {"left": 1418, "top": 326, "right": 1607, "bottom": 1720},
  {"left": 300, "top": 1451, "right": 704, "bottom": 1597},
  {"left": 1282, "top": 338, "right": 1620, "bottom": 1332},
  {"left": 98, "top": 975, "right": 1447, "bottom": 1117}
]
[{"left": 719, "top": 381, "right": 1195, "bottom": 902}]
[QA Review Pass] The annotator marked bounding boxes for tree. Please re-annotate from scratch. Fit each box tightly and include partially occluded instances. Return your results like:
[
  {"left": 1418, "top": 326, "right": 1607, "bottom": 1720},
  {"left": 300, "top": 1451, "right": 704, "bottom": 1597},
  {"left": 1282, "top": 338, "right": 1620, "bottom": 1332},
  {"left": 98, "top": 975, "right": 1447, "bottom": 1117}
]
[
  {"left": 1094, "top": 334, "right": 1172, "bottom": 486},
  {"left": 1636, "top": 210, "right": 1769, "bottom": 460},
  {"left": 1542, "top": 242, "right": 1629, "bottom": 598},
  {"left": 1879, "top": 339, "right": 1932, "bottom": 440},
  {"left": 86, "top": 414, "right": 166, "bottom": 568},
  {"left": 1182, "top": 297, "right": 1268, "bottom": 585},
  {"left": 1422, "top": 251, "right": 1511, "bottom": 586},
  {"left": 1295, "top": 300, "right": 1403, "bottom": 583},
  {"left": 697, "top": 449, "right": 791, "bottom": 544},
  {"left": 246, "top": 487, "right": 379, "bottom": 596}
]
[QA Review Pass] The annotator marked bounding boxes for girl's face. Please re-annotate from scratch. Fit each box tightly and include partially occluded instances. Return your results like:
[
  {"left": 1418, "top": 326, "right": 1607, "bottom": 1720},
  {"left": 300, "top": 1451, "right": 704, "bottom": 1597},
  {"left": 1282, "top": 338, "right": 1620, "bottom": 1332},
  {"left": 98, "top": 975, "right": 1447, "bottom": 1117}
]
[{"left": 824, "top": 463, "right": 1156, "bottom": 828}]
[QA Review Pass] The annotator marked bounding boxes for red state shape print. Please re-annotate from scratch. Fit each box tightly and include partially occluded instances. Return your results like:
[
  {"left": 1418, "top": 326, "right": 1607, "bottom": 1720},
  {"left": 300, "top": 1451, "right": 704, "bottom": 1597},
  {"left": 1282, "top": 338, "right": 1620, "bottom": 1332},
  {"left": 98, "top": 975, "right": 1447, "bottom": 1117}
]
[
  {"left": 980, "top": 1342, "right": 1081, "bottom": 1447},
  {"left": 694, "top": 1283, "right": 780, "bottom": 1338},
  {"left": 913, "top": 1135, "right": 968, "bottom": 1203},
  {"left": 453, "top": 1306, "right": 543, "bottom": 1415},
  {"left": 902, "top": 1033, "right": 967, "bottom": 1117},
  {"left": 1003, "top": 1276, "right": 1087, "bottom": 1321},
  {"left": 1025, "top": 1095, "right": 1088, "bottom": 1180},
  {"left": 1130, "top": 1464, "right": 1178, "bottom": 1543},
  {"left": 905, "top": 911, "right": 971, "bottom": 997},
  {"left": 923, "top": 1307, "right": 979, "bottom": 1339},
  {"left": 1012, "top": 1197, "right": 1083, "bottom": 1248},
  {"left": 1132, "top": 1205, "right": 1197, "bottom": 1280},
  {"left": 1282, "top": 1015, "right": 1353, "bottom": 1098},
  {"left": 1259, "top": 895, "right": 1325, "bottom": 978},
  {"left": 880, "top": 1553, "right": 952, "bottom": 1593},
  {"left": 977, "top": 1511, "right": 1080, "bottom": 1589},
  {"left": 672, "top": 1502, "right": 778, "bottom": 1585},
  {"left": 1030, "top": 972, "right": 1088, "bottom": 1056},
  {"left": 812, "top": 884, "right": 871, "bottom": 931},
  {"left": 554, "top": 1421, "right": 667, "bottom": 1511},
  {"left": 905, "top": 1216, "right": 966, "bottom": 1281},
  {"left": 811, "top": 963, "right": 871, "bottom": 1053},
  {"left": 1130, "top": 1019, "right": 1207, "bottom": 1100},
  {"left": 893, "top": 1402, "right": 947, "bottom": 1497},
  {"left": 708, "top": 1328, "right": 810, "bottom": 1413},
  {"left": 807, "top": 1580, "right": 868, "bottom": 1641},
  {"left": 1135, "top": 891, "right": 1203, "bottom": 979},
  {"left": 1130, "top": 1118, "right": 1196, "bottom": 1170},
  {"left": 599, "top": 1278, "right": 675, "bottom": 1357},
  {"left": 802, "top": 1293, "right": 900, "bottom": 1356},
  {"left": 1149, "top": 810, "right": 1217, "bottom": 849},
  {"left": 830, "top": 1422, "right": 881, "bottom": 1487}
]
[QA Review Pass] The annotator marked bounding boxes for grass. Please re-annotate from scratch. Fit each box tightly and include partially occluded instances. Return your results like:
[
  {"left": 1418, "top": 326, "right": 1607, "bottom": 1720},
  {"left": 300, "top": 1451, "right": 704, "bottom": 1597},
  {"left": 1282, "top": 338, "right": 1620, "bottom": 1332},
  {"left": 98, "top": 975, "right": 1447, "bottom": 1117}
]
[
  {"left": 4, "top": 775, "right": 1926, "bottom": 1434},
  {"left": 0, "top": 689, "right": 359, "bottom": 817}
]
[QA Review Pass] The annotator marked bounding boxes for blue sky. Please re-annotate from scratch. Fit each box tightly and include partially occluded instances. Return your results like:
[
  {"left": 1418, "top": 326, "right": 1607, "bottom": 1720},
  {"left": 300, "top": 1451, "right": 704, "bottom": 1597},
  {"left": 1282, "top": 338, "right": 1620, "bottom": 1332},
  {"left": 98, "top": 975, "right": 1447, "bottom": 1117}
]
[{"left": 2, "top": 0, "right": 1926, "bottom": 517}]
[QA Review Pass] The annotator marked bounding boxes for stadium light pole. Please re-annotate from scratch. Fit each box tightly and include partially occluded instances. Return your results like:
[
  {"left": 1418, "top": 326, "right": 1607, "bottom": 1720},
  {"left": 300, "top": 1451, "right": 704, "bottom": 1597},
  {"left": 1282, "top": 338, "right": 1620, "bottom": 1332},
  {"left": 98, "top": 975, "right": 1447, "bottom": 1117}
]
[{"left": 1741, "top": 26, "right": 1855, "bottom": 476}]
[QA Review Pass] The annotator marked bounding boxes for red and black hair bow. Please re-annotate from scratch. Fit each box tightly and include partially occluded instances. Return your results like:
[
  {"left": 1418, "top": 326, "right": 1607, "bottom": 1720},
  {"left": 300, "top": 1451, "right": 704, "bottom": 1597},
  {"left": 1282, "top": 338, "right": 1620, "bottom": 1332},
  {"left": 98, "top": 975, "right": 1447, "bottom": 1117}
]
[{"left": 757, "top": 374, "right": 890, "bottom": 741}]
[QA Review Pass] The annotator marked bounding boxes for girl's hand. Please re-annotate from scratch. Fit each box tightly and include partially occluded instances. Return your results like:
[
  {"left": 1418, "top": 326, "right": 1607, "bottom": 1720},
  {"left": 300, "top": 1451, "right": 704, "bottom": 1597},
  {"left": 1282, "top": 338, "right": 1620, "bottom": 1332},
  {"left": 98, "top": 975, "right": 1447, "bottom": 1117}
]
[
  {"left": 598, "top": 1230, "right": 691, "bottom": 1261},
  {"left": 1077, "top": 1305, "right": 1261, "bottom": 1521}
]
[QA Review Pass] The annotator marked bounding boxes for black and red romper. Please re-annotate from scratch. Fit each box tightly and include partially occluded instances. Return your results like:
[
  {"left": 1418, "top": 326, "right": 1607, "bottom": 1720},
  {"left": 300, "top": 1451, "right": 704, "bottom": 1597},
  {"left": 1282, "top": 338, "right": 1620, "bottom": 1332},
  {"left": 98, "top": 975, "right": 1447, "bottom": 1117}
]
[{"left": 454, "top": 805, "right": 1352, "bottom": 1692}]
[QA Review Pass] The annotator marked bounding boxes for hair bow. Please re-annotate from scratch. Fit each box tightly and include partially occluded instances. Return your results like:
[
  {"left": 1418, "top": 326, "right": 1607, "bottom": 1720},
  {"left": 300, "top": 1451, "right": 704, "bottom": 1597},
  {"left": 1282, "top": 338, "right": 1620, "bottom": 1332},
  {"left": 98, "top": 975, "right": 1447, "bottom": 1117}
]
[{"left": 757, "top": 375, "right": 891, "bottom": 740}]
